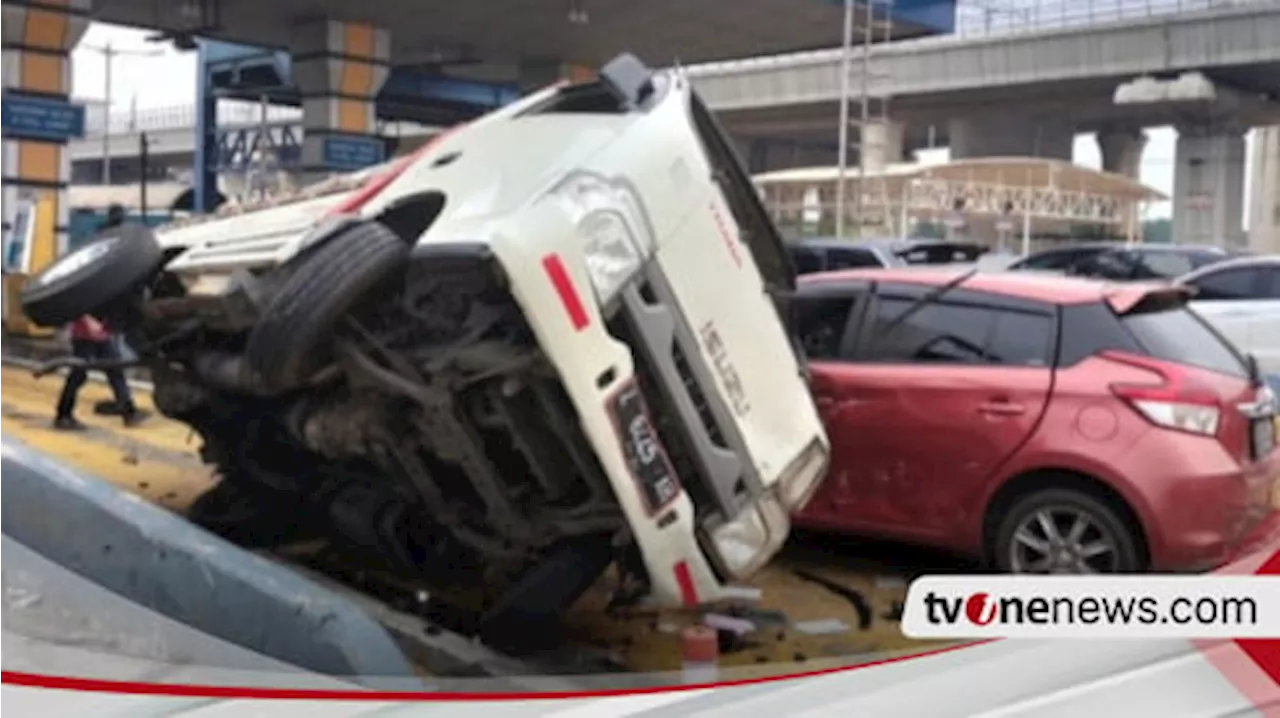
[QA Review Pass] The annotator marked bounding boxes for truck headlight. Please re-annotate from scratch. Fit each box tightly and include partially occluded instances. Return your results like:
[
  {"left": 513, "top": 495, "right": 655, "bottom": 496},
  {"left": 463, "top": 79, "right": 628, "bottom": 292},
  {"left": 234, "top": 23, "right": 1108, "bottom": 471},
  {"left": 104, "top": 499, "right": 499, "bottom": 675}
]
[
  {"left": 705, "top": 492, "right": 789, "bottom": 581},
  {"left": 551, "top": 171, "right": 655, "bottom": 303},
  {"left": 581, "top": 210, "right": 643, "bottom": 303},
  {"left": 776, "top": 437, "right": 830, "bottom": 511}
]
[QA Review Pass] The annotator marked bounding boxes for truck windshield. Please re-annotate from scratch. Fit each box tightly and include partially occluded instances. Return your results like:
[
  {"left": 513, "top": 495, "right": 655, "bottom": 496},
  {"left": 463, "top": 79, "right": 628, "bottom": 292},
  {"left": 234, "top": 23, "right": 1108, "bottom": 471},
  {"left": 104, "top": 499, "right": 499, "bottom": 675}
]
[{"left": 688, "top": 93, "right": 796, "bottom": 293}]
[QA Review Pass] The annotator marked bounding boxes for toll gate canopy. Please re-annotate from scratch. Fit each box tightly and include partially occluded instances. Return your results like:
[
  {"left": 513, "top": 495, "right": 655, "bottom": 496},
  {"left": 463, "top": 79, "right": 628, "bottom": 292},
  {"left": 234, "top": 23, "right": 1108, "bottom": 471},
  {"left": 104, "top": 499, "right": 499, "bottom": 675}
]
[{"left": 754, "top": 157, "right": 1168, "bottom": 248}]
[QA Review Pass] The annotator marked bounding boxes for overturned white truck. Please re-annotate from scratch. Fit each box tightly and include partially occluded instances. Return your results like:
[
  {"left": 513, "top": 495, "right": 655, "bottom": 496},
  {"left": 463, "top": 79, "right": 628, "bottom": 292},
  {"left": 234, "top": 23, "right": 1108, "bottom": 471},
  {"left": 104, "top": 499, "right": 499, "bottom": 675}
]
[{"left": 21, "top": 55, "right": 830, "bottom": 643}]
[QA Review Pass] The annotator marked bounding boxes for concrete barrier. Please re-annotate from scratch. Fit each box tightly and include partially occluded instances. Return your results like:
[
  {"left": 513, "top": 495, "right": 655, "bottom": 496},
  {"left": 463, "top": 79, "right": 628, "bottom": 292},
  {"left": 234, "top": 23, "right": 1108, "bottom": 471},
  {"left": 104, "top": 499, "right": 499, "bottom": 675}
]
[{"left": 1, "top": 434, "right": 417, "bottom": 684}]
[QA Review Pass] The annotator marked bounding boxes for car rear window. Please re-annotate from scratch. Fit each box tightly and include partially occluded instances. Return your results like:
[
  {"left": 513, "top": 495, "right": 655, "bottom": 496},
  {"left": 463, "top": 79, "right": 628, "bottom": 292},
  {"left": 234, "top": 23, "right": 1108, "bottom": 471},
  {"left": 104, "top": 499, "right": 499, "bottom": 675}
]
[{"left": 1120, "top": 306, "right": 1248, "bottom": 379}]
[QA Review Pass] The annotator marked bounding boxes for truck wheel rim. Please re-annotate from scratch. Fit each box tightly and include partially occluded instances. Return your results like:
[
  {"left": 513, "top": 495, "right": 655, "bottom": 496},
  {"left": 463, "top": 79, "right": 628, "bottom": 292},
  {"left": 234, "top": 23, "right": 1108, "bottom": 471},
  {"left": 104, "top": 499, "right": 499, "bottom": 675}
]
[
  {"left": 1008, "top": 507, "right": 1119, "bottom": 574},
  {"left": 38, "top": 238, "right": 118, "bottom": 285}
]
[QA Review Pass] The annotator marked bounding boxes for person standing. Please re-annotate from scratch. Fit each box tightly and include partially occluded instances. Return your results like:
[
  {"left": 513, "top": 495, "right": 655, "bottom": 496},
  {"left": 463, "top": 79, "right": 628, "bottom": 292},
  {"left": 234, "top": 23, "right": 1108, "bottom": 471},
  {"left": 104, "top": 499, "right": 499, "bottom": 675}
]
[
  {"left": 100, "top": 203, "right": 127, "bottom": 232},
  {"left": 52, "top": 204, "right": 150, "bottom": 430},
  {"left": 53, "top": 314, "right": 150, "bottom": 430}
]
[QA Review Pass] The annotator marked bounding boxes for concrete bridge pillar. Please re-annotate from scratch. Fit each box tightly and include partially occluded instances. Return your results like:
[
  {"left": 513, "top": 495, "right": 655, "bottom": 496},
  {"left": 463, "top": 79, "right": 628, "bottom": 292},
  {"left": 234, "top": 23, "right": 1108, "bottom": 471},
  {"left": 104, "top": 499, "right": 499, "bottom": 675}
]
[
  {"left": 948, "top": 116, "right": 1073, "bottom": 161},
  {"left": 1096, "top": 127, "right": 1147, "bottom": 180},
  {"left": 1172, "top": 121, "right": 1247, "bottom": 249},
  {"left": 291, "top": 20, "right": 392, "bottom": 180},
  {"left": 861, "top": 120, "right": 906, "bottom": 173},
  {"left": 1, "top": 0, "right": 91, "bottom": 281},
  {"left": 1248, "top": 125, "right": 1280, "bottom": 254}
]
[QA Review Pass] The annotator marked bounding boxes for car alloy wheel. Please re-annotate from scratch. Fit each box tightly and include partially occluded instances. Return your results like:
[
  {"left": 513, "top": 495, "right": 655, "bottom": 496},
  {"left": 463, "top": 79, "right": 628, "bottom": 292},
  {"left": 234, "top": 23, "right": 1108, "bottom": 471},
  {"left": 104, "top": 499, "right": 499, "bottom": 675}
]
[{"left": 1007, "top": 506, "right": 1121, "bottom": 574}]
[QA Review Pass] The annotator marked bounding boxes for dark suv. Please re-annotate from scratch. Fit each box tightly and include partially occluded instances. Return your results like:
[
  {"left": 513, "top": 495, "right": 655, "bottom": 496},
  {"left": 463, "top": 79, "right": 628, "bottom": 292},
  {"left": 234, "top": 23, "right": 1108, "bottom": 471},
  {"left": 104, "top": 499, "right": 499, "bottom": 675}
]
[
  {"left": 1008, "top": 243, "right": 1235, "bottom": 281},
  {"left": 788, "top": 237, "right": 987, "bottom": 274}
]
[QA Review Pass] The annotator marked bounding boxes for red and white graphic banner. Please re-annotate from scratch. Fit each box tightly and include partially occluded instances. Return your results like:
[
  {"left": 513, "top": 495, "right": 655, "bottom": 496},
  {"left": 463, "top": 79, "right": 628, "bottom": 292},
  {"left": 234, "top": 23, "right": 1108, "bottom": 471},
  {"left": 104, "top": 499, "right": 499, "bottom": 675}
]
[{"left": 903, "top": 576, "right": 1280, "bottom": 639}]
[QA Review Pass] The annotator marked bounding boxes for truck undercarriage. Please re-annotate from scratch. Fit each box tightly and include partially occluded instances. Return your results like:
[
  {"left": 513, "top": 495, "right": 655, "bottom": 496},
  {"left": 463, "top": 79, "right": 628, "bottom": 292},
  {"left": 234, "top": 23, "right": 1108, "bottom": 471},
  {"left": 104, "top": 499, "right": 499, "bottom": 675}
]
[{"left": 134, "top": 235, "right": 644, "bottom": 639}]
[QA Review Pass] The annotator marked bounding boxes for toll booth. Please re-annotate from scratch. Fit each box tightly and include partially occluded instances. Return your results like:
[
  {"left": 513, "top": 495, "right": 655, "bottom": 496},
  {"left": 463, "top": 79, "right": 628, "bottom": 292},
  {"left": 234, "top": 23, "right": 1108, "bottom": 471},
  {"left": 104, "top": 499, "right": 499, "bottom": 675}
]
[{"left": 191, "top": 39, "right": 520, "bottom": 213}]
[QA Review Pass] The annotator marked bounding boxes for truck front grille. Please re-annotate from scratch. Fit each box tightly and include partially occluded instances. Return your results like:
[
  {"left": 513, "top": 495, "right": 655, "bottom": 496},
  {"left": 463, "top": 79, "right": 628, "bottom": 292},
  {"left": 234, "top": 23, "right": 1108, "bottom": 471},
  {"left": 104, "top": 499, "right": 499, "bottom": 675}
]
[{"left": 606, "top": 313, "right": 718, "bottom": 515}]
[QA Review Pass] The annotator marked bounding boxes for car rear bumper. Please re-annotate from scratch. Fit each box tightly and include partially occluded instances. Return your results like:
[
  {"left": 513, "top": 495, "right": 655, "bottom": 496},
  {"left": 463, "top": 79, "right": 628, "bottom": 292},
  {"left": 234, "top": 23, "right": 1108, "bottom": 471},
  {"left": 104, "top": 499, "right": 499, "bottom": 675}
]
[
  {"left": 1144, "top": 444, "right": 1280, "bottom": 572},
  {"left": 1226, "top": 509, "right": 1280, "bottom": 566}
]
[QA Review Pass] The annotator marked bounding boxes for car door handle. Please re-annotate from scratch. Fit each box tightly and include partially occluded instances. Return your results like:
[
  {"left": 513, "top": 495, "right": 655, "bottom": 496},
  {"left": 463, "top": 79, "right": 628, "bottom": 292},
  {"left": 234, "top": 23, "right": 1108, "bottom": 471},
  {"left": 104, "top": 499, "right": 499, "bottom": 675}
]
[{"left": 978, "top": 401, "right": 1026, "bottom": 417}]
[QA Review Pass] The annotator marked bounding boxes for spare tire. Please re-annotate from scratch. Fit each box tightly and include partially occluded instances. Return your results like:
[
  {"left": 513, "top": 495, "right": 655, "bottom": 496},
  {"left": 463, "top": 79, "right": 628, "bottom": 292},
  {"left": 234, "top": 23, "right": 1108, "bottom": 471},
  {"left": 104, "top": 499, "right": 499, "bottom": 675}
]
[
  {"left": 244, "top": 220, "right": 408, "bottom": 393},
  {"left": 20, "top": 224, "right": 163, "bottom": 327}
]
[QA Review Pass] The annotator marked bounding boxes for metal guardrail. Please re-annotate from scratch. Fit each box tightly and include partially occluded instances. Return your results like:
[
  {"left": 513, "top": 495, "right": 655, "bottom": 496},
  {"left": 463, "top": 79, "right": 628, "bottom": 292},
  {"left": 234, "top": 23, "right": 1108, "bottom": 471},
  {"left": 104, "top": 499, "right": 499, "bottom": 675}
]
[
  {"left": 953, "top": 0, "right": 1269, "bottom": 39},
  {"left": 80, "top": 100, "right": 439, "bottom": 141},
  {"left": 82, "top": 99, "right": 302, "bottom": 136}
]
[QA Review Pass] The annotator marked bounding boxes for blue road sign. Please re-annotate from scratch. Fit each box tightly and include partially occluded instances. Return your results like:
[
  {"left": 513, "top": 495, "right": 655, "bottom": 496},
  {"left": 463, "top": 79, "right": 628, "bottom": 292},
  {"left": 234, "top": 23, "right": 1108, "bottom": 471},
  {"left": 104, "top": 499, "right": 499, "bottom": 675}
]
[
  {"left": 322, "top": 135, "right": 386, "bottom": 172},
  {"left": 2, "top": 94, "right": 86, "bottom": 141}
]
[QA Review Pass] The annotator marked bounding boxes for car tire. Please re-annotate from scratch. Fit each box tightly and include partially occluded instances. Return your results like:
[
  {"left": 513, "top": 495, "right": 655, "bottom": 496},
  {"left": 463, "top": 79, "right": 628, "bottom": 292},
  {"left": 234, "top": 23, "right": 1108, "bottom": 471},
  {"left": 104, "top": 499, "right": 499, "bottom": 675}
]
[
  {"left": 992, "top": 487, "right": 1144, "bottom": 574},
  {"left": 243, "top": 220, "right": 408, "bottom": 393},
  {"left": 19, "top": 224, "right": 162, "bottom": 327}
]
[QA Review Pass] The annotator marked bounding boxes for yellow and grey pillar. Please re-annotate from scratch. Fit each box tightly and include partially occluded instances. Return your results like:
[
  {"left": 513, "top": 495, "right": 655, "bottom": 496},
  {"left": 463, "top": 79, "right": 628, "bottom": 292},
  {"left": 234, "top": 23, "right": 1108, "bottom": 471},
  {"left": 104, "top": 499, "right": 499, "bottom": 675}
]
[
  {"left": 1, "top": 0, "right": 90, "bottom": 333},
  {"left": 291, "top": 20, "right": 391, "bottom": 180}
]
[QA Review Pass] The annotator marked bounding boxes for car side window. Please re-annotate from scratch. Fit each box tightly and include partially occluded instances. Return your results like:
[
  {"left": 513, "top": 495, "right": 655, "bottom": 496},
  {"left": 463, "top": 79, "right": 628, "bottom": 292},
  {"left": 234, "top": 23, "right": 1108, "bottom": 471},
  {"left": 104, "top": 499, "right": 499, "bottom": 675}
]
[
  {"left": 826, "top": 248, "right": 880, "bottom": 270},
  {"left": 793, "top": 294, "right": 859, "bottom": 360},
  {"left": 1018, "top": 251, "right": 1076, "bottom": 271},
  {"left": 862, "top": 295, "right": 1053, "bottom": 366},
  {"left": 1134, "top": 251, "right": 1195, "bottom": 279},
  {"left": 789, "top": 247, "right": 825, "bottom": 275},
  {"left": 1190, "top": 267, "right": 1261, "bottom": 300},
  {"left": 864, "top": 297, "right": 994, "bottom": 364},
  {"left": 988, "top": 310, "right": 1054, "bottom": 366},
  {"left": 1262, "top": 268, "right": 1280, "bottom": 299},
  {"left": 1070, "top": 250, "right": 1133, "bottom": 280}
]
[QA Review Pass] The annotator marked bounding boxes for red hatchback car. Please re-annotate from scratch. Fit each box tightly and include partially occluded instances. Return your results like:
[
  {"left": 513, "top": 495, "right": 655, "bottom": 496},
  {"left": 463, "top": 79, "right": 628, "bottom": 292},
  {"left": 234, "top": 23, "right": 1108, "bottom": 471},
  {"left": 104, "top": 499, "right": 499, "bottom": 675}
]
[{"left": 792, "top": 268, "right": 1279, "bottom": 574}]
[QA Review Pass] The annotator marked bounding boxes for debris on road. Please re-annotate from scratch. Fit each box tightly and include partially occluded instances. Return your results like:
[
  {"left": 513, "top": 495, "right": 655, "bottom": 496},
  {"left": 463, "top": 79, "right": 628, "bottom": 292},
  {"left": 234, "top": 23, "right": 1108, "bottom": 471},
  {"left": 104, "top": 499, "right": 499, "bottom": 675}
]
[
  {"left": 703, "top": 612, "right": 755, "bottom": 637},
  {"left": 794, "top": 568, "right": 874, "bottom": 630},
  {"left": 792, "top": 618, "right": 850, "bottom": 636}
]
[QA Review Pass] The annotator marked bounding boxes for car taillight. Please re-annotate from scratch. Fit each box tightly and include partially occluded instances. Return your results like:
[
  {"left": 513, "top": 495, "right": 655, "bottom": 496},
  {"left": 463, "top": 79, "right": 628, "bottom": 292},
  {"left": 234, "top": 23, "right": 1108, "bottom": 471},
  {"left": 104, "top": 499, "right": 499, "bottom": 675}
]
[{"left": 1102, "top": 350, "right": 1222, "bottom": 437}]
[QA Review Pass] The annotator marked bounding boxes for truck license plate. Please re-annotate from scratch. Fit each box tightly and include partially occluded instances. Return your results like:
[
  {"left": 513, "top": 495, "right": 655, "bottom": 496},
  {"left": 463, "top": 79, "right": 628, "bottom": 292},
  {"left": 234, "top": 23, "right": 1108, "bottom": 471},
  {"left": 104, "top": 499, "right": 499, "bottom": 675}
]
[
  {"left": 1251, "top": 417, "right": 1276, "bottom": 461},
  {"left": 610, "top": 381, "right": 682, "bottom": 515}
]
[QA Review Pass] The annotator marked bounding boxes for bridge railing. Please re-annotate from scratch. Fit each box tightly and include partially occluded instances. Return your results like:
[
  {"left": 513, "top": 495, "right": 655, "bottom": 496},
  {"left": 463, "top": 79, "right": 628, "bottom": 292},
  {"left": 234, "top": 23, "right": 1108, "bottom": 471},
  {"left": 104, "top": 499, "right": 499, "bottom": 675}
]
[
  {"left": 953, "top": 0, "right": 1266, "bottom": 38},
  {"left": 81, "top": 99, "right": 303, "bottom": 137}
]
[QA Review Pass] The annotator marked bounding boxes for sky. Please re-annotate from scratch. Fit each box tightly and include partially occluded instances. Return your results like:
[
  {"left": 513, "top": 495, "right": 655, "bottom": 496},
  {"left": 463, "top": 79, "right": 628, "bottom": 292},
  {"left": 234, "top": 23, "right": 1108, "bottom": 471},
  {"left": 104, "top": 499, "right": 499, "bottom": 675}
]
[{"left": 70, "top": 22, "right": 1256, "bottom": 222}]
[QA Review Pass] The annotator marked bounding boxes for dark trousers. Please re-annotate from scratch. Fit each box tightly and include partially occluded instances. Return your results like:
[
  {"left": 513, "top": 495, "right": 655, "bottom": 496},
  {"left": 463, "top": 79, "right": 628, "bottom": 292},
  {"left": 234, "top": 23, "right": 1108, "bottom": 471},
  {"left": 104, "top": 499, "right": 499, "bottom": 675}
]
[{"left": 55, "top": 338, "right": 135, "bottom": 419}]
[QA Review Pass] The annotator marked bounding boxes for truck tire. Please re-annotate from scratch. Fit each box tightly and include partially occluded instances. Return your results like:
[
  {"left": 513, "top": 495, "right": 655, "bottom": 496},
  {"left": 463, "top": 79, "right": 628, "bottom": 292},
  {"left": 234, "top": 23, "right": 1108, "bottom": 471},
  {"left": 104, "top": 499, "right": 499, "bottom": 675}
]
[
  {"left": 20, "top": 224, "right": 162, "bottom": 327},
  {"left": 188, "top": 479, "right": 318, "bottom": 548},
  {"left": 477, "top": 533, "right": 615, "bottom": 653},
  {"left": 244, "top": 221, "right": 407, "bottom": 393}
]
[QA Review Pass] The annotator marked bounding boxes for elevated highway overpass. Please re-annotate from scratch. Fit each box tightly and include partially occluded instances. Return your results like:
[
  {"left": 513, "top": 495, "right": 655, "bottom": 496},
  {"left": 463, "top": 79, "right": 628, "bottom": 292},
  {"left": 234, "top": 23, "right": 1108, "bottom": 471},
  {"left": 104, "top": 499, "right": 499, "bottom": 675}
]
[
  {"left": 691, "top": 0, "right": 1280, "bottom": 248},
  {"left": 78, "top": 0, "right": 1280, "bottom": 171},
  {"left": 692, "top": 1, "right": 1280, "bottom": 156}
]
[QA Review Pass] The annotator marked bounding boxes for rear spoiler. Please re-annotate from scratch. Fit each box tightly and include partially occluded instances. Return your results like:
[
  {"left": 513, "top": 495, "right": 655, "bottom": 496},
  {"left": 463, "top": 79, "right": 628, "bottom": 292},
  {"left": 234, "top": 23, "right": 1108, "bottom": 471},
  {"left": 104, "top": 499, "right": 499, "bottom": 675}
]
[{"left": 1104, "top": 282, "right": 1196, "bottom": 315}]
